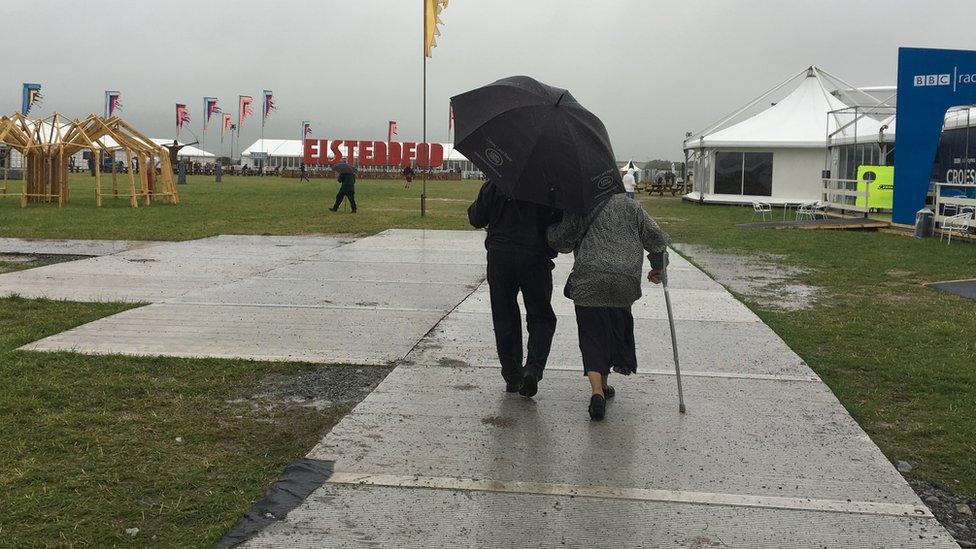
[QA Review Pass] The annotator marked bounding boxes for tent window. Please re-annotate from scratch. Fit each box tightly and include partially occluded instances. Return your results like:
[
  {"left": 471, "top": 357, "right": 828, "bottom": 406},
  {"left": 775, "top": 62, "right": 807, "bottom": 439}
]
[
  {"left": 714, "top": 152, "right": 772, "bottom": 196},
  {"left": 714, "top": 152, "right": 743, "bottom": 194}
]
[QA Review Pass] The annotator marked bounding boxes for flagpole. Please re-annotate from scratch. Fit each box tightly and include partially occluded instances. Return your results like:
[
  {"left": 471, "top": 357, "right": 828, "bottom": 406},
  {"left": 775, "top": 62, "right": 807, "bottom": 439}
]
[
  {"left": 201, "top": 102, "right": 206, "bottom": 156},
  {"left": 421, "top": 0, "right": 428, "bottom": 218}
]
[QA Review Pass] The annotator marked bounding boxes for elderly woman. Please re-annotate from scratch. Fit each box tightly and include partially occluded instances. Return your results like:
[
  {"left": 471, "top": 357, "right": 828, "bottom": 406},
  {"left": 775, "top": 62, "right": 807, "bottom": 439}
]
[{"left": 547, "top": 193, "right": 670, "bottom": 420}]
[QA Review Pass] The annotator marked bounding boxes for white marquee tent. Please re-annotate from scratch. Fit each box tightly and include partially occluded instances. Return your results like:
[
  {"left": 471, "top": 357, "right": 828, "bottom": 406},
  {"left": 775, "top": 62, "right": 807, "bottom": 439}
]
[{"left": 684, "top": 66, "right": 886, "bottom": 205}]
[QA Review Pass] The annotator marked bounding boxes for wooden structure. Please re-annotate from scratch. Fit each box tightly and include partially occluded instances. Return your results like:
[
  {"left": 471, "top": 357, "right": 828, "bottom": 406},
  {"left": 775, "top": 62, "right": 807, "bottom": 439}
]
[{"left": 0, "top": 113, "right": 179, "bottom": 207}]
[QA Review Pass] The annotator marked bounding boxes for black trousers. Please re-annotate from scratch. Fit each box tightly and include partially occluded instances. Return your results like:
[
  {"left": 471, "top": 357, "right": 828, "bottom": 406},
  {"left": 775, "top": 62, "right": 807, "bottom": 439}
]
[
  {"left": 575, "top": 305, "right": 637, "bottom": 376},
  {"left": 487, "top": 247, "right": 557, "bottom": 384},
  {"left": 332, "top": 190, "right": 357, "bottom": 211}
]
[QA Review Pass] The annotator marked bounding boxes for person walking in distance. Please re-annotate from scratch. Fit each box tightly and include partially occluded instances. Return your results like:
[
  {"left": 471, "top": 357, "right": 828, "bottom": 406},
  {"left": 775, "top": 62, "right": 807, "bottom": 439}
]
[
  {"left": 300, "top": 162, "right": 310, "bottom": 182},
  {"left": 468, "top": 180, "right": 560, "bottom": 397},
  {"left": 623, "top": 169, "right": 637, "bottom": 199},
  {"left": 329, "top": 170, "right": 357, "bottom": 213}
]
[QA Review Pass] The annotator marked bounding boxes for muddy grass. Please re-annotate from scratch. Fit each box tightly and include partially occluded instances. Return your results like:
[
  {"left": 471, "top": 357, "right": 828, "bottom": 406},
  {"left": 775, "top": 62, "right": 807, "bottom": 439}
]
[
  {"left": 672, "top": 243, "right": 821, "bottom": 311},
  {"left": 0, "top": 252, "right": 93, "bottom": 274}
]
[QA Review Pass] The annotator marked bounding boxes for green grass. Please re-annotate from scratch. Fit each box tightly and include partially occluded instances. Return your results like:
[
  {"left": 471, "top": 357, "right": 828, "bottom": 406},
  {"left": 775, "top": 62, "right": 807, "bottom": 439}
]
[
  {"left": 0, "top": 261, "right": 29, "bottom": 275},
  {"left": 0, "top": 296, "right": 379, "bottom": 547},
  {"left": 641, "top": 196, "right": 976, "bottom": 496},
  {"left": 0, "top": 174, "right": 482, "bottom": 240}
]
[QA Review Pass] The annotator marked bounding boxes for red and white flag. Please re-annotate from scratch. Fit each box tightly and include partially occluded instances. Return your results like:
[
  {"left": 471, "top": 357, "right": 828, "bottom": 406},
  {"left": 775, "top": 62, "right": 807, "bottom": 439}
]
[
  {"left": 388, "top": 120, "right": 398, "bottom": 142},
  {"left": 239, "top": 95, "right": 253, "bottom": 129},
  {"left": 176, "top": 103, "right": 191, "bottom": 130},
  {"left": 221, "top": 113, "right": 233, "bottom": 138}
]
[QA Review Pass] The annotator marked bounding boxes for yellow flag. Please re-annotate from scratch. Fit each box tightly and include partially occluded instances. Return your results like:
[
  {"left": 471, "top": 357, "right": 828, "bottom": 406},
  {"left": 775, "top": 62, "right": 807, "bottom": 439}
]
[{"left": 424, "top": 0, "right": 449, "bottom": 58}]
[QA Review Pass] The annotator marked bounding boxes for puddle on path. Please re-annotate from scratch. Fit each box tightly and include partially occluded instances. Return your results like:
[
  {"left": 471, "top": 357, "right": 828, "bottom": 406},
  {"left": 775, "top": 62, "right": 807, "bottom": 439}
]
[{"left": 673, "top": 243, "right": 821, "bottom": 311}]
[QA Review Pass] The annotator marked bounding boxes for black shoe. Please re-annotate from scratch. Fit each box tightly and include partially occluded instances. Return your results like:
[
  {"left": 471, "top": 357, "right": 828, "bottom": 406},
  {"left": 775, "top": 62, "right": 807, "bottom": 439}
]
[
  {"left": 589, "top": 394, "right": 606, "bottom": 421},
  {"left": 505, "top": 382, "right": 520, "bottom": 393},
  {"left": 519, "top": 373, "right": 538, "bottom": 398},
  {"left": 328, "top": 208, "right": 337, "bottom": 212},
  {"left": 603, "top": 385, "right": 615, "bottom": 399},
  {"left": 351, "top": 210, "right": 357, "bottom": 214}
]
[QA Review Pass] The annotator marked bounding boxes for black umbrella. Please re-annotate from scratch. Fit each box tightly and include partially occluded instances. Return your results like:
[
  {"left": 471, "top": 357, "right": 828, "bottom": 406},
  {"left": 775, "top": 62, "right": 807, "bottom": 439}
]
[
  {"left": 451, "top": 75, "right": 623, "bottom": 213},
  {"left": 332, "top": 162, "right": 356, "bottom": 174}
]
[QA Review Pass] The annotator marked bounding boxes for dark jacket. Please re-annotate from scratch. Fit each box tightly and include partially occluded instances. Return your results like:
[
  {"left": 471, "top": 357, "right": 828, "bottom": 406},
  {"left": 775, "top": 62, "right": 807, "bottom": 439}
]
[
  {"left": 338, "top": 172, "right": 356, "bottom": 192},
  {"left": 468, "top": 181, "right": 559, "bottom": 258}
]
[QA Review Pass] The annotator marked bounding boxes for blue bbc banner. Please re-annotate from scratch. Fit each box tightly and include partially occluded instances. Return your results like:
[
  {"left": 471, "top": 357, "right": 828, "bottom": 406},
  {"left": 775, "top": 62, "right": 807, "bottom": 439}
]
[{"left": 893, "top": 47, "right": 976, "bottom": 223}]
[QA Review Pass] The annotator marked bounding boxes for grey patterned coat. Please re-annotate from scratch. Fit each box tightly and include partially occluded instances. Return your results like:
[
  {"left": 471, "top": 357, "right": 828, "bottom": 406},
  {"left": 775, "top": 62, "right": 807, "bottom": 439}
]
[{"left": 547, "top": 194, "right": 670, "bottom": 308}]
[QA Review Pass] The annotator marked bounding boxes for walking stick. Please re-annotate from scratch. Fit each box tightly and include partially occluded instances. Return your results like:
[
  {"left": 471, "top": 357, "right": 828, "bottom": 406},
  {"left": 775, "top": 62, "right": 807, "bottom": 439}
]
[{"left": 661, "top": 250, "right": 687, "bottom": 414}]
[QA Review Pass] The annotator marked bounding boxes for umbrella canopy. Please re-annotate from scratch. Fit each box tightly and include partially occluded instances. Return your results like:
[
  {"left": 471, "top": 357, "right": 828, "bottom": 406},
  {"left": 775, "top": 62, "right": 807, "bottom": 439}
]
[
  {"left": 332, "top": 162, "right": 356, "bottom": 174},
  {"left": 451, "top": 75, "right": 622, "bottom": 213}
]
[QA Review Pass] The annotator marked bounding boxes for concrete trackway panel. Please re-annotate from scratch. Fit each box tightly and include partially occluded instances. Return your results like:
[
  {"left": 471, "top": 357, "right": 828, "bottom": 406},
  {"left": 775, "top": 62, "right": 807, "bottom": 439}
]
[
  {"left": 0, "top": 237, "right": 150, "bottom": 257},
  {"left": 0, "top": 235, "right": 351, "bottom": 302},
  {"left": 244, "top": 238, "right": 954, "bottom": 547},
  {"left": 18, "top": 230, "right": 487, "bottom": 365}
]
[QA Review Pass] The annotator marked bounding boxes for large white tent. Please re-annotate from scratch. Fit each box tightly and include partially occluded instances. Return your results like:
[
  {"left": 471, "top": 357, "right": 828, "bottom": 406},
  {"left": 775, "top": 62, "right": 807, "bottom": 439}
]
[{"left": 684, "top": 66, "right": 886, "bottom": 205}]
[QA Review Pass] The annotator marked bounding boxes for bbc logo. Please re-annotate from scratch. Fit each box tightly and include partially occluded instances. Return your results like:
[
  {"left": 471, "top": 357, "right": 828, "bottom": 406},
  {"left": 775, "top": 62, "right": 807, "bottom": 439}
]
[{"left": 914, "top": 74, "right": 951, "bottom": 87}]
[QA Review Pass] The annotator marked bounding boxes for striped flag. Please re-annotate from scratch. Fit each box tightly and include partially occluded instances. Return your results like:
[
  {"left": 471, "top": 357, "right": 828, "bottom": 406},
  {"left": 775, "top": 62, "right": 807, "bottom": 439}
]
[
  {"left": 22, "top": 83, "right": 42, "bottom": 115},
  {"left": 221, "top": 113, "right": 233, "bottom": 138},
  {"left": 239, "top": 95, "right": 253, "bottom": 129},
  {"left": 388, "top": 120, "right": 398, "bottom": 142},
  {"left": 204, "top": 97, "right": 220, "bottom": 130},
  {"left": 303, "top": 121, "right": 312, "bottom": 137},
  {"left": 105, "top": 91, "right": 121, "bottom": 118},
  {"left": 262, "top": 90, "right": 275, "bottom": 126},
  {"left": 176, "top": 104, "right": 191, "bottom": 128}
]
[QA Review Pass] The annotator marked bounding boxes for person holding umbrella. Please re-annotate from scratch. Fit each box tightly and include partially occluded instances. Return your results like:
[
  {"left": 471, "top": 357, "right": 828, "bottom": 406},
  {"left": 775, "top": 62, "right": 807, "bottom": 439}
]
[
  {"left": 468, "top": 179, "right": 560, "bottom": 397},
  {"left": 452, "top": 76, "right": 670, "bottom": 420},
  {"left": 329, "top": 162, "right": 357, "bottom": 213}
]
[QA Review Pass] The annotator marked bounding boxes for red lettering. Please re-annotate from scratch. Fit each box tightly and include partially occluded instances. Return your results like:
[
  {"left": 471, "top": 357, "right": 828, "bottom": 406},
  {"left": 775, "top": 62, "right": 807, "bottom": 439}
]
[
  {"left": 344, "top": 140, "right": 357, "bottom": 165},
  {"left": 429, "top": 143, "right": 444, "bottom": 168},
  {"left": 417, "top": 143, "right": 430, "bottom": 168},
  {"left": 359, "top": 141, "right": 374, "bottom": 166},
  {"left": 303, "top": 139, "right": 319, "bottom": 165},
  {"left": 402, "top": 142, "right": 417, "bottom": 167},
  {"left": 374, "top": 141, "right": 388, "bottom": 166},
  {"left": 387, "top": 142, "right": 402, "bottom": 167},
  {"left": 329, "top": 140, "right": 343, "bottom": 164}
]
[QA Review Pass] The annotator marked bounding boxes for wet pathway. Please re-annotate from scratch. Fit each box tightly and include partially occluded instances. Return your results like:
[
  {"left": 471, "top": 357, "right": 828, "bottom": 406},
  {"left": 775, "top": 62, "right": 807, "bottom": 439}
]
[{"left": 0, "top": 230, "right": 955, "bottom": 546}]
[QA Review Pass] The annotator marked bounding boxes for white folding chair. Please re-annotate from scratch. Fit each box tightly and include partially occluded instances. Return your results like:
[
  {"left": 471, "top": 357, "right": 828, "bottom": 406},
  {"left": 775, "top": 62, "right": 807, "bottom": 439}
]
[
  {"left": 812, "top": 201, "right": 828, "bottom": 220},
  {"left": 752, "top": 200, "right": 771, "bottom": 221},
  {"left": 795, "top": 202, "right": 815, "bottom": 221},
  {"left": 941, "top": 212, "right": 973, "bottom": 244}
]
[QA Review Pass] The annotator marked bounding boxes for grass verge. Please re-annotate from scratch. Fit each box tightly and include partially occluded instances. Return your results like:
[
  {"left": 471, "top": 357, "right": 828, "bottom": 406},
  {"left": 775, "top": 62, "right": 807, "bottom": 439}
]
[
  {"left": 0, "top": 296, "right": 387, "bottom": 546},
  {"left": 0, "top": 175, "right": 482, "bottom": 241}
]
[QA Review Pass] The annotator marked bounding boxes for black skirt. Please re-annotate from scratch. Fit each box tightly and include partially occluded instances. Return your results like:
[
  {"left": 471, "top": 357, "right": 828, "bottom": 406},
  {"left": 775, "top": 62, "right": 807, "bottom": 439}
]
[{"left": 574, "top": 305, "right": 637, "bottom": 376}]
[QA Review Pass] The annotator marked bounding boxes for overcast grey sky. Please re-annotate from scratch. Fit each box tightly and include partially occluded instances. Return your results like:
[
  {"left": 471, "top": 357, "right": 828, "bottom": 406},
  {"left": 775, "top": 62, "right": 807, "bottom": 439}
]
[{"left": 2, "top": 0, "right": 974, "bottom": 160}]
